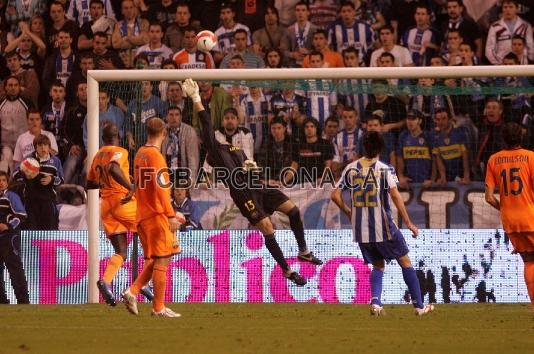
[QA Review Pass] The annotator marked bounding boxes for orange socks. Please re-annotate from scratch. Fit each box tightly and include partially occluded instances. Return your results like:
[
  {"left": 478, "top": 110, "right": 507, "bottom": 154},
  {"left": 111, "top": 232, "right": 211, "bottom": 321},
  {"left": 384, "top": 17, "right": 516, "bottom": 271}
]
[
  {"left": 152, "top": 264, "right": 169, "bottom": 312},
  {"left": 102, "top": 254, "right": 124, "bottom": 284},
  {"left": 524, "top": 261, "right": 534, "bottom": 311},
  {"left": 130, "top": 260, "right": 155, "bottom": 296}
]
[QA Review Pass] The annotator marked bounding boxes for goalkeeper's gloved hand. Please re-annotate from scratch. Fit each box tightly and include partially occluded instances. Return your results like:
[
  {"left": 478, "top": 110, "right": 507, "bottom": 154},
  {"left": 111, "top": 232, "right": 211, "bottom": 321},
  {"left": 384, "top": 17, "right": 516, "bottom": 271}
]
[
  {"left": 182, "top": 78, "right": 201, "bottom": 103},
  {"left": 244, "top": 159, "right": 260, "bottom": 172}
]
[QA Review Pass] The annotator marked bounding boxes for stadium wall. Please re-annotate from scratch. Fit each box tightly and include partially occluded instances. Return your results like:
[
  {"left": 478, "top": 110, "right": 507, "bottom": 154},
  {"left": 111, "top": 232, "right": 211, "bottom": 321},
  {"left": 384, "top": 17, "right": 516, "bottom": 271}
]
[{"left": 2, "top": 229, "right": 527, "bottom": 304}]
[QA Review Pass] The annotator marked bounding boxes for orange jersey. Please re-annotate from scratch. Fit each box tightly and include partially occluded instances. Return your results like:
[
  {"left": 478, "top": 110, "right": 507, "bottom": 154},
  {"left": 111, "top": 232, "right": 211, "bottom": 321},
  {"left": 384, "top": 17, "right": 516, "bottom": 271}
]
[
  {"left": 87, "top": 146, "right": 131, "bottom": 199},
  {"left": 133, "top": 145, "right": 175, "bottom": 222},
  {"left": 486, "top": 148, "right": 534, "bottom": 233},
  {"left": 172, "top": 49, "right": 215, "bottom": 69}
]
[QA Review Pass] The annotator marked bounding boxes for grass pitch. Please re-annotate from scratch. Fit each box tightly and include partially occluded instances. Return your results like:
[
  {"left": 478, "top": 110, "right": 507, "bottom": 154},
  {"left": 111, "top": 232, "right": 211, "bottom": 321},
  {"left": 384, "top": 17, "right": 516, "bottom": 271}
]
[{"left": 0, "top": 303, "right": 532, "bottom": 354}]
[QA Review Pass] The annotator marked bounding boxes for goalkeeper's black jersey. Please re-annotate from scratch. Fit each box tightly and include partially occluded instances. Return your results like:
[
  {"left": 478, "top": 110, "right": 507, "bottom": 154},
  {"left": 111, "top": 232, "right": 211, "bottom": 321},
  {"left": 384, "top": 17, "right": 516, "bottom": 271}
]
[{"left": 200, "top": 110, "right": 248, "bottom": 171}]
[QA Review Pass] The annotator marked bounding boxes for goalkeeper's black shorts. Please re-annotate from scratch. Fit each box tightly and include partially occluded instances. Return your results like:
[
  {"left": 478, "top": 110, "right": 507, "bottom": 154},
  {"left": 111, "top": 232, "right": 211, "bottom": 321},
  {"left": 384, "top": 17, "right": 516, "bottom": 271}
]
[{"left": 230, "top": 187, "right": 289, "bottom": 225}]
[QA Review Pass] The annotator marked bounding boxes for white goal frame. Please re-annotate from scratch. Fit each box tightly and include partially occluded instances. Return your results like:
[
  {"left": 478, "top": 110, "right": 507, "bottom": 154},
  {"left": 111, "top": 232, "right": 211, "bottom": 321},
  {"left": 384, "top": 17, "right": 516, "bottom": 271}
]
[{"left": 86, "top": 65, "right": 534, "bottom": 303}]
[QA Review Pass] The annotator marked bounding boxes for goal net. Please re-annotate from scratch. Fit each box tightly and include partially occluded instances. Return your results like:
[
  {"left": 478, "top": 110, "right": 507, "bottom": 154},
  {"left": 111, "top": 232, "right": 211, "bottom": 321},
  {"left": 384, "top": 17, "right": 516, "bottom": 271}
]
[{"left": 84, "top": 66, "right": 534, "bottom": 304}]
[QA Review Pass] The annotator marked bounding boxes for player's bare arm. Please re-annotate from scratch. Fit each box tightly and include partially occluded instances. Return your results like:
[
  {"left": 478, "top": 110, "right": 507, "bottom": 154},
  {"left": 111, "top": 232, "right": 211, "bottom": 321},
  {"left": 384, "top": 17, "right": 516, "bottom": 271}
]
[
  {"left": 484, "top": 184, "right": 500, "bottom": 211},
  {"left": 106, "top": 162, "right": 135, "bottom": 204},
  {"left": 331, "top": 187, "right": 351, "bottom": 219},
  {"left": 389, "top": 186, "right": 418, "bottom": 238}
]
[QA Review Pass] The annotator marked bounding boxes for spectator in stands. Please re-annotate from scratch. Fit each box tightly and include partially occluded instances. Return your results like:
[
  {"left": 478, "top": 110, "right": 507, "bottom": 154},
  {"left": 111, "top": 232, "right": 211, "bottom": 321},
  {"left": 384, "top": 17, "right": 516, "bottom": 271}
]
[
  {"left": 172, "top": 26, "right": 215, "bottom": 70},
  {"left": 475, "top": 98, "right": 506, "bottom": 179},
  {"left": 397, "top": 109, "right": 433, "bottom": 189},
  {"left": 46, "top": 1, "right": 80, "bottom": 50},
  {"left": 157, "top": 60, "right": 178, "bottom": 100},
  {"left": 303, "top": 29, "right": 343, "bottom": 68},
  {"left": 457, "top": 42, "right": 486, "bottom": 123},
  {"left": 165, "top": 81, "right": 192, "bottom": 125},
  {"left": 370, "top": 25, "right": 413, "bottom": 67},
  {"left": 213, "top": 4, "right": 252, "bottom": 65},
  {"left": 327, "top": 1, "right": 375, "bottom": 64},
  {"left": 235, "top": 86, "right": 269, "bottom": 156},
  {"left": 338, "top": 47, "right": 369, "bottom": 117},
  {"left": 285, "top": 1, "right": 317, "bottom": 68},
  {"left": 499, "top": 52, "right": 532, "bottom": 121},
  {"left": 252, "top": 6, "right": 289, "bottom": 58},
  {"left": 410, "top": 77, "right": 455, "bottom": 130},
  {"left": 0, "top": 76, "right": 32, "bottom": 173},
  {"left": 91, "top": 31, "right": 124, "bottom": 70},
  {"left": 442, "top": 0, "right": 483, "bottom": 59},
  {"left": 402, "top": 4, "right": 441, "bottom": 66},
  {"left": 275, "top": 0, "right": 300, "bottom": 27},
  {"left": 4, "top": 21, "right": 46, "bottom": 62},
  {"left": 77, "top": 0, "right": 116, "bottom": 51},
  {"left": 270, "top": 87, "right": 306, "bottom": 136},
  {"left": 0, "top": 170, "right": 29, "bottom": 304},
  {"left": 135, "top": 22, "right": 173, "bottom": 69},
  {"left": 429, "top": 54, "right": 446, "bottom": 66},
  {"left": 322, "top": 116, "right": 339, "bottom": 143},
  {"left": 41, "top": 81, "right": 68, "bottom": 156},
  {"left": 364, "top": 80, "right": 406, "bottom": 136},
  {"left": 390, "top": 0, "right": 420, "bottom": 40},
  {"left": 432, "top": 108, "right": 470, "bottom": 184},
  {"left": 126, "top": 80, "right": 167, "bottom": 149},
  {"left": 163, "top": 2, "right": 201, "bottom": 53},
  {"left": 304, "top": 51, "right": 337, "bottom": 127},
  {"left": 510, "top": 35, "right": 531, "bottom": 65},
  {"left": 4, "top": 0, "right": 46, "bottom": 34},
  {"left": 66, "top": 53, "right": 95, "bottom": 104},
  {"left": 172, "top": 187, "right": 202, "bottom": 231},
  {"left": 13, "top": 109, "right": 59, "bottom": 165},
  {"left": 82, "top": 88, "right": 125, "bottom": 148},
  {"left": 63, "top": 82, "right": 88, "bottom": 184},
  {"left": 67, "top": 0, "right": 114, "bottom": 27},
  {"left": 441, "top": 29, "right": 463, "bottom": 65},
  {"left": 290, "top": 117, "right": 334, "bottom": 184},
  {"left": 265, "top": 48, "right": 284, "bottom": 68},
  {"left": 220, "top": 29, "right": 265, "bottom": 69},
  {"left": 13, "top": 135, "right": 64, "bottom": 230},
  {"left": 258, "top": 116, "right": 295, "bottom": 184},
  {"left": 485, "top": 0, "right": 533, "bottom": 65},
  {"left": 4, "top": 51, "right": 39, "bottom": 107},
  {"left": 162, "top": 105, "right": 199, "bottom": 182},
  {"left": 359, "top": 113, "right": 396, "bottom": 165},
  {"left": 191, "top": 81, "right": 232, "bottom": 133},
  {"left": 112, "top": 0, "right": 149, "bottom": 68},
  {"left": 42, "top": 29, "right": 76, "bottom": 93},
  {"left": 146, "top": 0, "right": 177, "bottom": 30},
  {"left": 332, "top": 106, "right": 363, "bottom": 178},
  {"left": 309, "top": 0, "right": 338, "bottom": 29}
]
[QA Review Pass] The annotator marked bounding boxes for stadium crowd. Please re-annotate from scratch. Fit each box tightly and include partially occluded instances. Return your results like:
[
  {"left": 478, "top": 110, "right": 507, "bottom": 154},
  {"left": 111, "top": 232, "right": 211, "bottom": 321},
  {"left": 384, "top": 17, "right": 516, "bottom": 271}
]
[{"left": 0, "top": 0, "right": 532, "bottom": 231}]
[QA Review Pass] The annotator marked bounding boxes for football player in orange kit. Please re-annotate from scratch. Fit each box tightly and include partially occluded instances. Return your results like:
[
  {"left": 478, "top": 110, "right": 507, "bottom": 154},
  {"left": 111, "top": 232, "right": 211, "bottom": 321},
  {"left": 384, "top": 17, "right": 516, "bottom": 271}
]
[
  {"left": 87, "top": 122, "right": 153, "bottom": 306},
  {"left": 121, "top": 117, "right": 181, "bottom": 317},
  {"left": 485, "top": 122, "right": 534, "bottom": 313}
]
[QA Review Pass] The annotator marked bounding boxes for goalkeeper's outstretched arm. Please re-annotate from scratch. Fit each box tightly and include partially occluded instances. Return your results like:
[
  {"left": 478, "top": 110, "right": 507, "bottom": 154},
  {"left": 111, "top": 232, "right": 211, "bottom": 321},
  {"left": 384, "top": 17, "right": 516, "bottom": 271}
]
[{"left": 182, "top": 79, "right": 216, "bottom": 152}]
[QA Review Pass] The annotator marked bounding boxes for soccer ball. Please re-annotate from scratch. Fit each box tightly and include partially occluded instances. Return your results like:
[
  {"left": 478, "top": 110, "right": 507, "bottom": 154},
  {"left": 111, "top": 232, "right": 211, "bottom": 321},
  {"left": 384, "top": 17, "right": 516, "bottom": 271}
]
[
  {"left": 20, "top": 157, "right": 40, "bottom": 179},
  {"left": 196, "top": 30, "right": 217, "bottom": 52},
  {"left": 175, "top": 211, "right": 186, "bottom": 225}
]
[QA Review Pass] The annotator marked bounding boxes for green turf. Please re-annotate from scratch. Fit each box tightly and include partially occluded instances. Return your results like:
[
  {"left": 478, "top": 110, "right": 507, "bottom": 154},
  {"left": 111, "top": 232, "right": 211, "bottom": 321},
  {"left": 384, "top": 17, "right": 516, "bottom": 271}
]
[{"left": 0, "top": 303, "right": 532, "bottom": 354}]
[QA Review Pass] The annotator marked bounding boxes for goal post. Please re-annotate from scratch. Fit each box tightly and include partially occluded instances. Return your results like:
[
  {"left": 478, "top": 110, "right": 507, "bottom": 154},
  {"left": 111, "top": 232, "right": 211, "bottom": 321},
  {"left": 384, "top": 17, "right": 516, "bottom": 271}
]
[{"left": 86, "top": 65, "right": 534, "bottom": 303}]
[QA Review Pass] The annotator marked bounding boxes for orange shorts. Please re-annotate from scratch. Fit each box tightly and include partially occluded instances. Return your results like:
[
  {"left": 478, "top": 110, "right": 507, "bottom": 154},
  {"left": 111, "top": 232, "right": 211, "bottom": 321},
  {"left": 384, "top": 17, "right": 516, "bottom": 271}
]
[
  {"left": 508, "top": 232, "right": 534, "bottom": 253},
  {"left": 101, "top": 195, "right": 137, "bottom": 236},
  {"left": 137, "top": 214, "right": 180, "bottom": 259}
]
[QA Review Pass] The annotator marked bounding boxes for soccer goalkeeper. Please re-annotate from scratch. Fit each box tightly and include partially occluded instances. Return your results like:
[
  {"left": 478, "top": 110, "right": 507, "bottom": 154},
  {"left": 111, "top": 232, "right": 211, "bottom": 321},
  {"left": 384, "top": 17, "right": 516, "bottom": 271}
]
[{"left": 182, "top": 79, "right": 322, "bottom": 286}]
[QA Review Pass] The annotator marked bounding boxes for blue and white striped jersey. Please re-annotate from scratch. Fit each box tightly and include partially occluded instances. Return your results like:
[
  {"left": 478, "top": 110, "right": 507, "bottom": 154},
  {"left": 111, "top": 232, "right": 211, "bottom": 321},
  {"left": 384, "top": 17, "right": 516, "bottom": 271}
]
[
  {"left": 327, "top": 19, "right": 375, "bottom": 62},
  {"left": 304, "top": 80, "right": 337, "bottom": 128},
  {"left": 401, "top": 27, "right": 440, "bottom": 66},
  {"left": 213, "top": 23, "right": 251, "bottom": 55},
  {"left": 333, "top": 128, "right": 363, "bottom": 163},
  {"left": 239, "top": 93, "right": 269, "bottom": 154},
  {"left": 337, "top": 158, "right": 399, "bottom": 243}
]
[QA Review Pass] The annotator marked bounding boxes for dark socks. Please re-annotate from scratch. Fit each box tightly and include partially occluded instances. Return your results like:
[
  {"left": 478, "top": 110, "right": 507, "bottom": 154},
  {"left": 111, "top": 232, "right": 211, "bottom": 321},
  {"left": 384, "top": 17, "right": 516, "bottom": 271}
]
[
  {"left": 288, "top": 207, "right": 307, "bottom": 253},
  {"left": 264, "top": 234, "right": 290, "bottom": 271}
]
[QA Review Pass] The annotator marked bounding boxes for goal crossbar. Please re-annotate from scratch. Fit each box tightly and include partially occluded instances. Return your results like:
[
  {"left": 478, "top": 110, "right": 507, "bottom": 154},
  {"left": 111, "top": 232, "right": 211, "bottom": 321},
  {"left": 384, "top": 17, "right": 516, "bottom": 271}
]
[{"left": 85, "top": 65, "right": 534, "bottom": 303}]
